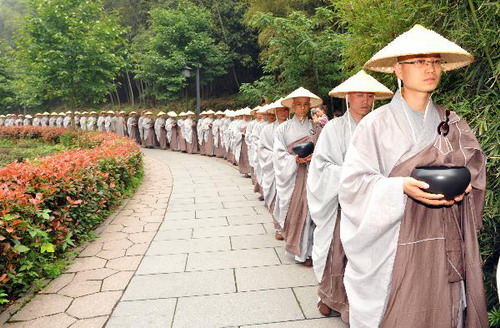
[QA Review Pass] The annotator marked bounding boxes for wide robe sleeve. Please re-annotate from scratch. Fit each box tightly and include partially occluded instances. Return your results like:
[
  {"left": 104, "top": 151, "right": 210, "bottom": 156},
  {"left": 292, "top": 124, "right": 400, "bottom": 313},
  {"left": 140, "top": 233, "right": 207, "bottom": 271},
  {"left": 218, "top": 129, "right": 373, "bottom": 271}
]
[
  {"left": 273, "top": 121, "right": 299, "bottom": 228},
  {"left": 307, "top": 118, "right": 345, "bottom": 281},
  {"left": 338, "top": 108, "right": 408, "bottom": 327},
  {"left": 257, "top": 123, "right": 276, "bottom": 207}
]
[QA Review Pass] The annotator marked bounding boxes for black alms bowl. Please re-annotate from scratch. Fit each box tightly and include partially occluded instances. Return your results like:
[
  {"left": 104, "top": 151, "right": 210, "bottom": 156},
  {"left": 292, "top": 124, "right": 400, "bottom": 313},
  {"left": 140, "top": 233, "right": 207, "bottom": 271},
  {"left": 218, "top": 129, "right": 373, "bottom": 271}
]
[
  {"left": 292, "top": 142, "right": 315, "bottom": 158},
  {"left": 411, "top": 166, "right": 471, "bottom": 200}
]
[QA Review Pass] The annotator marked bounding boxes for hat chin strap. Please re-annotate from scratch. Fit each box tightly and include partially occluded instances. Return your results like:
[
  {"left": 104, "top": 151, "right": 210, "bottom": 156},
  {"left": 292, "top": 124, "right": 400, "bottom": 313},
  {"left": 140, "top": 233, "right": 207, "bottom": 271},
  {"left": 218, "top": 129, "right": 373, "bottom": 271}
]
[{"left": 345, "top": 94, "right": 353, "bottom": 138}]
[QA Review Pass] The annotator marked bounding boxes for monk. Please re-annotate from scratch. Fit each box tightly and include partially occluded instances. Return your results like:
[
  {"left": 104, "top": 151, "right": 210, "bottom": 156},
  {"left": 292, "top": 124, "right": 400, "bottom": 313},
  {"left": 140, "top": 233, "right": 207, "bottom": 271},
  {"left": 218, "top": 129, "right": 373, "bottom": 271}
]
[
  {"left": 212, "top": 111, "right": 225, "bottom": 157},
  {"left": 274, "top": 87, "right": 323, "bottom": 266},
  {"left": 142, "top": 111, "right": 155, "bottom": 148},
  {"left": 238, "top": 107, "right": 253, "bottom": 176},
  {"left": 115, "top": 111, "right": 128, "bottom": 137},
  {"left": 257, "top": 99, "right": 288, "bottom": 240},
  {"left": 127, "top": 111, "right": 141, "bottom": 144},
  {"left": 184, "top": 111, "right": 198, "bottom": 154},
  {"left": 154, "top": 111, "right": 168, "bottom": 149},
  {"left": 339, "top": 24, "right": 488, "bottom": 327},
  {"left": 86, "top": 111, "right": 97, "bottom": 131},
  {"left": 252, "top": 107, "right": 270, "bottom": 200},
  {"left": 165, "top": 111, "right": 177, "bottom": 150},
  {"left": 203, "top": 110, "right": 216, "bottom": 156},
  {"left": 307, "top": 70, "right": 393, "bottom": 321}
]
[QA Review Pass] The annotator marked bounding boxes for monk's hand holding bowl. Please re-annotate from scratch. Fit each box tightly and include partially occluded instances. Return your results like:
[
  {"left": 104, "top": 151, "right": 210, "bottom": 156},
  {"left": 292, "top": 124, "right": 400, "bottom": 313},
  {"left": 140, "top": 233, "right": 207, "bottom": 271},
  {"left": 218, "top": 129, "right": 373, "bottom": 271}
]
[
  {"left": 403, "top": 177, "right": 455, "bottom": 206},
  {"left": 453, "top": 183, "right": 472, "bottom": 203},
  {"left": 296, "top": 154, "right": 312, "bottom": 164}
]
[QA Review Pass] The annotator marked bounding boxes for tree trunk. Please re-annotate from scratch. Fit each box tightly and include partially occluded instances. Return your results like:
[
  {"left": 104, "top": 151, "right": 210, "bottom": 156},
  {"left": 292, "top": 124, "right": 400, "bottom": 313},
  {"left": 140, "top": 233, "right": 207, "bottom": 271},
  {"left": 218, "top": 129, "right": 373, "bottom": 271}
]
[{"left": 126, "top": 71, "right": 135, "bottom": 106}]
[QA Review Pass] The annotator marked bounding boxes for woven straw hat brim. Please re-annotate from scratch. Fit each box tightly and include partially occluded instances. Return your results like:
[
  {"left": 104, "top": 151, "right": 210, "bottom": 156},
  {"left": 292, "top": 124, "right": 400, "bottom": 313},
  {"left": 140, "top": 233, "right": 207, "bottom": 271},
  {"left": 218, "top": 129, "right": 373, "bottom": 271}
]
[
  {"left": 364, "top": 24, "right": 474, "bottom": 73},
  {"left": 281, "top": 87, "right": 323, "bottom": 109},
  {"left": 329, "top": 70, "right": 394, "bottom": 100},
  {"left": 266, "top": 98, "right": 287, "bottom": 113},
  {"left": 240, "top": 107, "right": 253, "bottom": 116},
  {"left": 256, "top": 105, "right": 269, "bottom": 114},
  {"left": 157, "top": 111, "right": 166, "bottom": 116}
]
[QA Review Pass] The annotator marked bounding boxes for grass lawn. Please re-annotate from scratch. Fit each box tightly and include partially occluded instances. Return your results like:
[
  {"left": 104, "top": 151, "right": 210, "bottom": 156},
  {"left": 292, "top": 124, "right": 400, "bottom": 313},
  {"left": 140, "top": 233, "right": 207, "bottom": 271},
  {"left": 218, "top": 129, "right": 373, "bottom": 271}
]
[{"left": 0, "top": 138, "right": 67, "bottom": 167}]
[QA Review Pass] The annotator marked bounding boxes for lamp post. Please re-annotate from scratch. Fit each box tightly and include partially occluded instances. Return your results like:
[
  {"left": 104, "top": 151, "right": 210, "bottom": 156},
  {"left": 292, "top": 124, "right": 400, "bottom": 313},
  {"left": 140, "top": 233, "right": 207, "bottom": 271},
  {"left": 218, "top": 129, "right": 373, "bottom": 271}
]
[
  {"left": 182, "top": 66, "right": 192, "bottom": 113},
  {"left": 195, "top": 66, "right": 201, "bottom": 119},
  {"left": 182, "top": 65, "right": 201, "bottom": 120}
]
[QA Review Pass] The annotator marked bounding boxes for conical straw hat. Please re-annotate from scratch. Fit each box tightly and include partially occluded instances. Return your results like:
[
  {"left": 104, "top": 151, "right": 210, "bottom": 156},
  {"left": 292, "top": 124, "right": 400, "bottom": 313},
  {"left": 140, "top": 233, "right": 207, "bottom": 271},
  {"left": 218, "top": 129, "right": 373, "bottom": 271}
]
[
  {"left": 329, "top": 70, "right": 393, "bottom": 100},
  {"left": 281, "top": 87, "right": 323, "bottom": 108},
  {"left": 178, "top": 112, "right": 187, "bottom": 117},
  {"left": 145, "top": 111, "right": 153, "bottom": 115},
  {"left": 43, "top": 112, "right": 50, "bottom": 115},
  {"left": 240, "top": 107, "right": 252, "bottom": 116},
  {"left": 266, "top": 98, "right": 287, "bottom": 113},
  {"left": 252, "top": 106, "right": 261, "bottom": 112},
  {"left": 25, "top": 115, "right": 33, "bottom": 119},
  {"left": 215, "top": 110, "right": 224, "bottom": 115},
  {"left": 364, "top": 24, "right": 474, "bottom": 73},
  {"left": 157, "top": 111, "right": 166, "bottom": 116},
  {"left": 205, "top": 110, "right": 215, "bottom": 115},
  {"left": 257, "top": 104, "right": 269, "bottom": 114},
  {"left": 167, "top": 111, "right": 177, "bottom": 117}
]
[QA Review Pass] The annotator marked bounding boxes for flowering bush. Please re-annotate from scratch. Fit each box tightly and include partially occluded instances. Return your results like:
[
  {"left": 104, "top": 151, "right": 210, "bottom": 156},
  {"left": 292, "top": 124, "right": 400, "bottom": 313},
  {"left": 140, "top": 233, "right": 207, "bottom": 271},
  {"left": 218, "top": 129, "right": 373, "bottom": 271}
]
[{"left": 0, "top": 127, "right": 142, "bottom": 303}]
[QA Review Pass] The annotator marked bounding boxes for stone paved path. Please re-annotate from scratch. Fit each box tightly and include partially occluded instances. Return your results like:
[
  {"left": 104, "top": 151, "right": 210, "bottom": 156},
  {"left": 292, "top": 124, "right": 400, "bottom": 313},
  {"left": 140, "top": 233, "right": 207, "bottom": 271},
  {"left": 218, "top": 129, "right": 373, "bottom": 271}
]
[
  {"left": 3, "top": 148, "right": 348, "bottom": 328},
  {"left": 108, "top": 149, "right": 347, "bottom": 328}
]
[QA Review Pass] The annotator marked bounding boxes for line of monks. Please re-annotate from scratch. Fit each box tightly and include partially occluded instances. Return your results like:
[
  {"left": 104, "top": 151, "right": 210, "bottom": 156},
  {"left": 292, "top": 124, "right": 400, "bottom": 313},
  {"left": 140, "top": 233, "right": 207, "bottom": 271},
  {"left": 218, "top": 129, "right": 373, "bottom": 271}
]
[{"left": 0, "top": 25, "right": 489, "bottom": 327}]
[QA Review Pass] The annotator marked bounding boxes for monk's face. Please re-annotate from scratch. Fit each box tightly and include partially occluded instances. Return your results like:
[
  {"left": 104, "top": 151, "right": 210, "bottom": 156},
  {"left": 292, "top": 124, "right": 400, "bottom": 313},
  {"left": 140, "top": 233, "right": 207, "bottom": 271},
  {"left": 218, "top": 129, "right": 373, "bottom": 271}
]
[
  {"left": 394, "top": 53, "right": 442, "bottom": 94},
  {"left": 266, "top": 113, "right": 276, "bottom": 123},
  {"left": 292, "top": 97, "right": 311, "bottom": 119},
  {"left": 348, "top": 92, "right": 375, "bottom": 118},
  {"left": 275, "top": 107, "right": 290, "bottom": 122}
]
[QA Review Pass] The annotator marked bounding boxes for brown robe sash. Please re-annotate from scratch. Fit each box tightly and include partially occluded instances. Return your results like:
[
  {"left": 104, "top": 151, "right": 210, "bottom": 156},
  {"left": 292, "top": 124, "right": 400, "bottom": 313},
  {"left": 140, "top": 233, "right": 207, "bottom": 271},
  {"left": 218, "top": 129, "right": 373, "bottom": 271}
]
[
  {"left": 282, "top": 135, "right": 312, "bottom": 256},
  {"left": 318, "top": 208, "right": 349, "bottom": 323},
  {"left": 380, "top": 107, "right": 487, "bottom": 328}
]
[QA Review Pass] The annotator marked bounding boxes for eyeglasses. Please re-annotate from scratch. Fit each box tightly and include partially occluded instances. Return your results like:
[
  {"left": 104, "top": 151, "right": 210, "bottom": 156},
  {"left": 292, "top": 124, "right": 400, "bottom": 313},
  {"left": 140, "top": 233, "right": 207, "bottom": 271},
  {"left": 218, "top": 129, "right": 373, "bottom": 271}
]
[{"left": 398, "top": 59, "right": 446, "bottom": 68}]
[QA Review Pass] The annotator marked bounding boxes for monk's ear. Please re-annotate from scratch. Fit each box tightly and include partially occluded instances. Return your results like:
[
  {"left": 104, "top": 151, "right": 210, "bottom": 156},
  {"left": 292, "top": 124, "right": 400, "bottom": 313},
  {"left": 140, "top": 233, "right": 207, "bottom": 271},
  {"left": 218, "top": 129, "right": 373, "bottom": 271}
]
[{"left": 394, "top": 63, "right": 403, "bottom": 80}]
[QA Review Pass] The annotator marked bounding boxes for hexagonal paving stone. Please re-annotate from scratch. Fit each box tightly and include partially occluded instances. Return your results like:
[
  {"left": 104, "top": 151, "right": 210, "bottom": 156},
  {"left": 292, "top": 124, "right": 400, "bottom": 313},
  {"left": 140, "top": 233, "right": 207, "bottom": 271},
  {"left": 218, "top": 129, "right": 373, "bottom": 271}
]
[
  {"left": 102, "top": 239, "right": 133, "bottom": 251},
  {"left": 38, "top": 273, "right": 75, "bottom": 294},
  {"left": 73, "top": 268, "right": 117, "bottom": 282},
  {"left": 102, "top": 271, "right": 135, "bottom": 291},
  {"left": 58, "top": 280, "right": 102, "bottom": 298},
  {"left": 66, "top": 291, "right": 122, "bottom": 319},
  {"left": 96, "top": 249, "right": 126, "bottom": 260},
  {"left": 106, "top": 255, "right": 142, "bottom": 271},
  {"left": 11, "top": 294, "right": 73, "bottom": 321},
  {"left": 127, "top": 232, "right": 155, "bottom": 244},
  {"left": 67, "top": 257, "right": 107, "bottom": 273},
  {"left": 5, "top": 313, "right": 76, "bottom": 328}
]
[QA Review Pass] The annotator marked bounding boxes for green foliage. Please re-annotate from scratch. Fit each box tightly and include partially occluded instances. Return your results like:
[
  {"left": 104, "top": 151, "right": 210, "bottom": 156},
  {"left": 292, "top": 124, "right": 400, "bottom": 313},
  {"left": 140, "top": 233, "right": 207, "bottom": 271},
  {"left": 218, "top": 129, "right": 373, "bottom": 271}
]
[
  {"left": 0, "top": 133, "right": 143, "bottom": 307},
  {"left": 0, "top": 42, "right": 17, "bottom": 110},
  {"left": 133, "top": 1, "right": 231, "bottom": 101},
  {"left": 15, "top": 0, "right": 128, "bottom": 107},
  {"left": 242, "top": 0, "right": 328, "bottom": 19},
  {"left": 332, "top": 0, "right": 499, "bottom": 318},
  {"left": 242, "top": 7, "right": 343, "bottom": 100},
  {"left": 489, "top": 307, "right": 500, "bottom": 327}
]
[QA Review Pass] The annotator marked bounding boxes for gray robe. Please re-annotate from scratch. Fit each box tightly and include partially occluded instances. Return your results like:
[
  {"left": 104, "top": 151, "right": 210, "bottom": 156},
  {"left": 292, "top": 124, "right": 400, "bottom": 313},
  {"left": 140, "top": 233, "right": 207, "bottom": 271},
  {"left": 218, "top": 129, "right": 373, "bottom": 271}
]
[
  {"left": 338, "top": 90, "right": 487, "bottom": 327},
  {"left": 274, "top": 115, "right": 314, "bottom": 261},
  {"left": 307, "top": 113, "right": 356, "bottom": 281}
]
